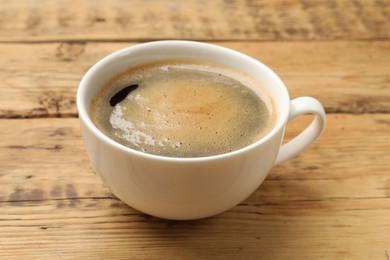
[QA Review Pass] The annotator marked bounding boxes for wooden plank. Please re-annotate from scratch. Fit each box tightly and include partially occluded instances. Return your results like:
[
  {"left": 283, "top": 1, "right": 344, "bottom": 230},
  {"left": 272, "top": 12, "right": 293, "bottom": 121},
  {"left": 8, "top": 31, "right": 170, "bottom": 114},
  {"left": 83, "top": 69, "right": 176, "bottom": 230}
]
[
  {"left": 0, "top": 114, "right": 389, "bottom": 259},
  {"left": 1, "top": 115, "right": 389, "bottom": 201},
  {"left": 1, "top": 114, "right": 389, "bottom": 201},
  {"left": 0, "top": 198, "right": 388, "bottom": 259},
  {"left": 0, "top": 0, "right": 388, "bottom": 42},
  {"left": 0, "top": 41, "right": 389, "bottom": 118},
  {"left": 0, "top": 119, "right": 111, "bottom": 200}
]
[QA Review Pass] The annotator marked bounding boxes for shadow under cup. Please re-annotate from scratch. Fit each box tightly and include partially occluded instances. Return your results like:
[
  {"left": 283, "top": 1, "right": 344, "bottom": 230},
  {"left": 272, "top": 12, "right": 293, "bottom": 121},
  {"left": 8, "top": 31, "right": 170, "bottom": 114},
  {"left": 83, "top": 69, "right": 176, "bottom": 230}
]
[{"left": 77, "top": 41, "right": 291, "bottom": 220}]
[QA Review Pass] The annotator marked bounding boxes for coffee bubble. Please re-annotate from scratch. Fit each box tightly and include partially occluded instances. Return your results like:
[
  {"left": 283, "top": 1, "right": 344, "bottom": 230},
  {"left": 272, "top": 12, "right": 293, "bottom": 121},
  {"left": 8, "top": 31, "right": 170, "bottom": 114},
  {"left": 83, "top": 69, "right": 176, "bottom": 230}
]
[{"left": 91, "top": 60, "right": 275, "bottom": 158}]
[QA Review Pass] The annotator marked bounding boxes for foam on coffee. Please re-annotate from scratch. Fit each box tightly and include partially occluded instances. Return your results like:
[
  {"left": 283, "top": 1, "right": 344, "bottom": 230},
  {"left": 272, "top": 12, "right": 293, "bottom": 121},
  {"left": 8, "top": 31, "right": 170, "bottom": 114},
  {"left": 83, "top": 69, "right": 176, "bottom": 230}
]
[{"left": 91, "top": 60, "right": 275, "bottom": 158}]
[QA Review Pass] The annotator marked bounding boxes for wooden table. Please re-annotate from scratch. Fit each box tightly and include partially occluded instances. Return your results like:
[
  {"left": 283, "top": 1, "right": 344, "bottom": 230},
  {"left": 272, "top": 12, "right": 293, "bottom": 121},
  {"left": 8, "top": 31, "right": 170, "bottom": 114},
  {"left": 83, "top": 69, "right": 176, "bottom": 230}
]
[{"left": 1, "top": 0, "right": 389, "bottom": 259}]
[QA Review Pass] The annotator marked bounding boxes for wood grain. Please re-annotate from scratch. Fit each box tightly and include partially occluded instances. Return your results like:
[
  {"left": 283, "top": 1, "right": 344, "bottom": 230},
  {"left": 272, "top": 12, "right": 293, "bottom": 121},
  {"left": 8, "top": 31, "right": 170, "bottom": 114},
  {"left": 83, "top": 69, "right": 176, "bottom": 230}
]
[
  {"left": 0, "top": 40, "right": 389, "bottom": 118},
  {"left": 0, "top": 115, "right": 389, "bottom": 259},
  {"left": 0, "top": 0, "right": 388, "bottom": 42}
]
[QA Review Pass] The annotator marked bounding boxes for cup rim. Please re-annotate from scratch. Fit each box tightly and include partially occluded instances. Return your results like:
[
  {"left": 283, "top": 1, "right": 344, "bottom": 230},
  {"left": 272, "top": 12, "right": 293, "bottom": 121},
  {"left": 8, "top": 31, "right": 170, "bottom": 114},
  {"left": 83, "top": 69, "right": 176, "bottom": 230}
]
[{"left": 77, "top": 40, "right": 290, "bottom": 162}]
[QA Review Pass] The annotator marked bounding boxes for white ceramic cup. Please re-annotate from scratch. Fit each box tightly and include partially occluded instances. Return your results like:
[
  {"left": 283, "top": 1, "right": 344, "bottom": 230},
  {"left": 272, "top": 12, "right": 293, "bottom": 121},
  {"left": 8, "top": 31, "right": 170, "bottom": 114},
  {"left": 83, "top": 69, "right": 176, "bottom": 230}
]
[{"left": 77, "top": 41, "right": 326, "bottom": 220}]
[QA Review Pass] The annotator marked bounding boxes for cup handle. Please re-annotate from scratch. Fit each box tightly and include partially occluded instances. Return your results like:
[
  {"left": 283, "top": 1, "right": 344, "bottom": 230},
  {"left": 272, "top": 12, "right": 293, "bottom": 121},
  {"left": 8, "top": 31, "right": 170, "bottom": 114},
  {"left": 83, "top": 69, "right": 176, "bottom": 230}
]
[{"left": 274, "top": 97, "right": 326, "bottom": 166}]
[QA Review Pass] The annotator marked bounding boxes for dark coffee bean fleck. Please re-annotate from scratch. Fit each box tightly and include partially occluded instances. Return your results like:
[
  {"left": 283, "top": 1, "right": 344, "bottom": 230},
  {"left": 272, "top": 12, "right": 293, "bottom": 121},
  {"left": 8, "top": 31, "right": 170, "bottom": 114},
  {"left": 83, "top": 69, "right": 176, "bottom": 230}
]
[{"left": 110, "top": 84, "right": 138, "bottom": 106}]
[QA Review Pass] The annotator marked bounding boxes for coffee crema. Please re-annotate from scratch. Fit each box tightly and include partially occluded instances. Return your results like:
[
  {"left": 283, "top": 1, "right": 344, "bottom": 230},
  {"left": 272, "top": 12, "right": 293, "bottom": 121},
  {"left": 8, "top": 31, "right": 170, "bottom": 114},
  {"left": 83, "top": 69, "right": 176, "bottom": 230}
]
[{"left": 90, "top": 60, "right": 275, "bottom": 158}]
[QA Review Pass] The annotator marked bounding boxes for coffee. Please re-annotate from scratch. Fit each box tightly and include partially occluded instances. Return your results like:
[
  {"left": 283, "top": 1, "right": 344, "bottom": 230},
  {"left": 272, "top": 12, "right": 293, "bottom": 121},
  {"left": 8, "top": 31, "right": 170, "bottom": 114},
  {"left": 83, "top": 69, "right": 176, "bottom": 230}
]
[{"left": 90, "top": 60, "right": 275, "bottom": 158}]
